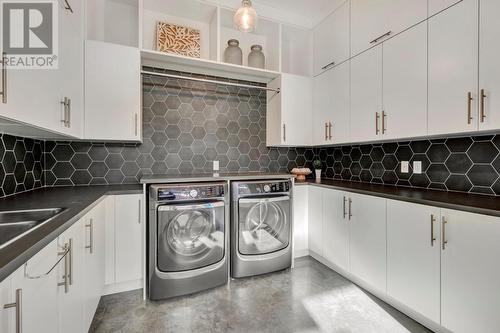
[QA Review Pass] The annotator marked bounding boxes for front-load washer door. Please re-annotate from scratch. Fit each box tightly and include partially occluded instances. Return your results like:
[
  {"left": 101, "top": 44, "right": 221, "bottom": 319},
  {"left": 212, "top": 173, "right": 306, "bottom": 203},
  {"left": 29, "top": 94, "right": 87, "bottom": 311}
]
[
  {"left": 238, "top": 196, "right": 290, "bottom": 255},
  {"left": 157, "top": 201, "right": 225, "bottom": 272}
]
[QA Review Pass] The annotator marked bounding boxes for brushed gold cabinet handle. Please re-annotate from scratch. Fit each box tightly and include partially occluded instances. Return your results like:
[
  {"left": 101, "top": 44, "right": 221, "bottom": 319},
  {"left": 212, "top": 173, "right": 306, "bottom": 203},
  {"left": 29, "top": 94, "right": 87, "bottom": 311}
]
[
  {"left": 348, "top": 198, "right": 352, "bottom": 220},
  {"left": 430, "top": 214, "right": 436, "bottom": 247},
  {"left": 467, "top": 92, "right": 473, "bottom": 124},
  {"left": 375, "top": 112, "right": 380, "bottom": 135},
  {"left": 343, "top": 196, "right": 347, "bottom": 219},
  {"left": 370, "top": 31, "right": 392, "bottom": 44},
  {"left": 441, "top": 217, "right": 448, "bottom": 250},
  {"left": 58, "top": 241, "right": 70, "bottom": 293},
  {"left": 321, "top": 61, "right": 336, "bottom": 71},
  {"left": 134, "top": 113, "right": 138, "bottom": 136},
  {"left": 324, "top": 123, "right": 328, "bottom": 141},
  {"left": 480, "top": 89, "right": 486, "bottom": 123},
  {"left": 328, "top": 122, "right": 332, "bottom": 140},
  {"left": 382, "top": 111, "right": 387, "bottom": 134},
  {"left": 283, "top": 123, "right": 286, "bottom": 142},
  {"left": 4, "top": 288, "right": 22, "bottom": 333}
]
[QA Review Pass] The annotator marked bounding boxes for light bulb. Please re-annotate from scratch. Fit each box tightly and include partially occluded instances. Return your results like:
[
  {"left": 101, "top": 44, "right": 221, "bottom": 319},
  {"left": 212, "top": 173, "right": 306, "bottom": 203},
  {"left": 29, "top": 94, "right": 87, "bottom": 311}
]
[{"left": 234, "top": 0, "right": 258, "bottom": 33}]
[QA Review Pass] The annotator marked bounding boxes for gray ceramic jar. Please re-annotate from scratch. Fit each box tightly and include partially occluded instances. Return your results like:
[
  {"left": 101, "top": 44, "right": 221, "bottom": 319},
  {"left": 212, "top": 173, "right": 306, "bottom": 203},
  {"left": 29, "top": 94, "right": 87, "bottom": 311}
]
[
  {"left": 224, "top": 39, "right": 243, "bottom": 65},
  {"left": 248, "top": 44, "right": 265, "bottom": 69}
]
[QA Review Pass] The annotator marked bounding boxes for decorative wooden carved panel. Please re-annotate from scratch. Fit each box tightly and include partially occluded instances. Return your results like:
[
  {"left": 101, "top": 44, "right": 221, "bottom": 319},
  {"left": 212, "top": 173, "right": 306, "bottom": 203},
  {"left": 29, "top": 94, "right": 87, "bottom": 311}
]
[{"left": 156, "top": 22, "right": 201, "bottom": 58}]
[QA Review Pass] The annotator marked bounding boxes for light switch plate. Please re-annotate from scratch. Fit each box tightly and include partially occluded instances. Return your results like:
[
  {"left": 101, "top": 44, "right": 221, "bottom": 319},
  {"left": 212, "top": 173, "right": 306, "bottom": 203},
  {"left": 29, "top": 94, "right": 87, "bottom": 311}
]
[
  {"left": 413, "top": 161, "right": 422, "bottom": 174},
  {"left": 213, "top": 160, "right": 219, "bottom": 171},
  {"left": 401, "top": 161, "right": 409, "bottom": 173}
]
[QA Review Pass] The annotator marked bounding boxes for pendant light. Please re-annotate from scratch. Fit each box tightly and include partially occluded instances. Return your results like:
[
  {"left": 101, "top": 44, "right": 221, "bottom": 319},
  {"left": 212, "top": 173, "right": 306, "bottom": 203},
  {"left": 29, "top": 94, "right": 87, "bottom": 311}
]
[{"left": 234, "top": 0, "right": 258, "bottom": 33}]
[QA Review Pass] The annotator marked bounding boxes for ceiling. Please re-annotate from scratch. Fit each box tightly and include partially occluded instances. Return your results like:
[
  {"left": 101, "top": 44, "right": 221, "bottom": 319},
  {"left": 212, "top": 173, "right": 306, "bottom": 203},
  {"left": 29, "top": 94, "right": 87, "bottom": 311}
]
[{"left": 206, "top": 0, "right": 345, "bottom": 28}]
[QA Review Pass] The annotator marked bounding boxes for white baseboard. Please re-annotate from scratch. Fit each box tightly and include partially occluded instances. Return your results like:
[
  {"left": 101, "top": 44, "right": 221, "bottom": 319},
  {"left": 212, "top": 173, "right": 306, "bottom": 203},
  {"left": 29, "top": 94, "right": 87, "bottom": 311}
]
[
  {"left": 103, "top": 279, "right": 143, "bottom": 296},
  {"left": 308, "top": 251, "right": 451, "bottom": 333},
  {"left": 293, "top": 249, "right": 310, "bottom": 258}
]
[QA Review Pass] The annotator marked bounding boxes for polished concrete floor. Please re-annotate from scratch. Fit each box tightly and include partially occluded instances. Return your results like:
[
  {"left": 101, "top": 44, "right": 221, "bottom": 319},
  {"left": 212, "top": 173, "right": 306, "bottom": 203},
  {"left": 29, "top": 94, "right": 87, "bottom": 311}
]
[{"left": 90, "top": 257, "right": 433, "bottom": 333}]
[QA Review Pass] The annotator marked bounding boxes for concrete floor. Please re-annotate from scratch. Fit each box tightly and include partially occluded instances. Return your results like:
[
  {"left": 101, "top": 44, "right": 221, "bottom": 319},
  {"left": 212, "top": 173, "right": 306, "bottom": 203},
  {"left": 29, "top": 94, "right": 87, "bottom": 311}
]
[{"left": 90, "top": 257, "right": 433, "bottom": 333}]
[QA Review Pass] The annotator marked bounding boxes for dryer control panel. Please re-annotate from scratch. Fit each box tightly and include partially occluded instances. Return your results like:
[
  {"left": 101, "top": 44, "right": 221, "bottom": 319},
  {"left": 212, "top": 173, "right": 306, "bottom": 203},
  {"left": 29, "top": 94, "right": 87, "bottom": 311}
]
[
  {"left": 157, "top": 183, "right": 225, "bottom": 201},
  {"left": 237, "top": 180, "right": 290, "bottom": 195}
]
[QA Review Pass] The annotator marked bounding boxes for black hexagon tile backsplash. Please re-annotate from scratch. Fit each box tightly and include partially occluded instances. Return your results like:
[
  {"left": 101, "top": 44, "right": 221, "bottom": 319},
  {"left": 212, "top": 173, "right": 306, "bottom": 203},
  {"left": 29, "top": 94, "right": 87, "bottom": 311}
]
[{"left": 2, "top": 69, "right": 500, "bottom": 198}]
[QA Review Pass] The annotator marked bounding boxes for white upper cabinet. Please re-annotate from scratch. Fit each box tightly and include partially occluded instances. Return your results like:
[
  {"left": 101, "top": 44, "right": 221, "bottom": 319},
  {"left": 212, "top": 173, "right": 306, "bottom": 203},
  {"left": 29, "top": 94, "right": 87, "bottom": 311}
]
[
  {"left": 323, "top": 189, "right": 349, "bottom": 271},
  {"left": 85, "top": 40, "right": 141, "bottom": 141},
  {"left": 478, "top": 0, "right": 500, "bottom": 131},
  {"left": 382, "top": 22, "right": 428, "bottom": 140},
  {"left": 350, "top": 45, "right": 383, "bottom": 143},
  {"left": 267, "top": 74, "right": 312, "bottom": 146},
  {"left": 312, "top": 1, "right": 350, "bottom": 76},
  {"left": 387, "top": 201, "right": 441, "bottom": 323},
  {"left": 348, "top": 193, "right": 387, "bottom": 293},
  {"left": 428, "top": 0, "right": 478, "bottom": 136},
  {"left": 440, "top": 209, "right": 500, "bottom": 333},
  {"left": 428, "top": 0, "right": 462, "bottom": 17},
  {"left": 350, "top": 0, "right": 427, "bottom": 57},
  {"left": 312, "top": 61, "right": 350, "bottom": 145}
]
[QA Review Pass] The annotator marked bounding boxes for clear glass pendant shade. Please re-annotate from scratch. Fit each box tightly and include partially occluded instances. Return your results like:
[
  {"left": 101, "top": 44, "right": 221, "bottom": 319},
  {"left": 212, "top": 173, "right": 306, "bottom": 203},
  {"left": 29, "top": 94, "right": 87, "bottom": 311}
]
[{"left": 234, "top": 0, "right": 258, "bottom": 32}]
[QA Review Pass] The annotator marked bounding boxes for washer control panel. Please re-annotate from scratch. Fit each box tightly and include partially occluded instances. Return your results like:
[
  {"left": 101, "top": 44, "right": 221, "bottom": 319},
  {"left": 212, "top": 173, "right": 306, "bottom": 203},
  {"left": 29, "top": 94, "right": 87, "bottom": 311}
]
[
  {"left": 238, "top": 180, "right": 290, "bottom": 195},
  {"left": 157, "top": 184, "right": 225, "bottom": 201}
]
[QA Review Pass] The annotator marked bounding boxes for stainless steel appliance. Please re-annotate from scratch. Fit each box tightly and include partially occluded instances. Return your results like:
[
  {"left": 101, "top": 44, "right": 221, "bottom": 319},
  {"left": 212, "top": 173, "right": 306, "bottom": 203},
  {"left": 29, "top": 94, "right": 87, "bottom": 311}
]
[
  {"left": 148, "top": 182, "right": 229, "bottom": 300},
  {"left": 231, "top": 179, "right": 292, "bottom": 278}
]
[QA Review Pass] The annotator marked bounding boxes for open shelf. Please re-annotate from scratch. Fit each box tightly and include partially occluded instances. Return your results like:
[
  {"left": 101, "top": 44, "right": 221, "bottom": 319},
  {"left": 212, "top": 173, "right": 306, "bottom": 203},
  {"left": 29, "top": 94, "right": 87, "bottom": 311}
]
[
  {"left": 87, "top": 0, "right": 139, "bottom": 47},
  {"left": 218, "top": 8, "right": 280, "bottom": 72},
  {"left": 141, "top": 49, "right": 280, "bottom": 83},
  {"left": 141, "top": 0, "right": 218, "bottom": 61}
]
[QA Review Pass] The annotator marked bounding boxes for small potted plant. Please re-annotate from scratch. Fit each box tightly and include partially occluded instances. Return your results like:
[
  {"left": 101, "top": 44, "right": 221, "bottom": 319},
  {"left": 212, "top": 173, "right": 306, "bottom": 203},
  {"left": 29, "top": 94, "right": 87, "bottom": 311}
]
[{"left": 313, "top": 160, "right": 322, "bottom": 180}]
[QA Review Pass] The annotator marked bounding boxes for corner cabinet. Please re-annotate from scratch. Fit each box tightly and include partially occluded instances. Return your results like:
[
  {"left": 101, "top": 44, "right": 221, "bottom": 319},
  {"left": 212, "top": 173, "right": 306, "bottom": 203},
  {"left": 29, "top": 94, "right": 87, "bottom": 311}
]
[
  {"left": 267, "top": 74, "right": 312, "bottom": 147},
  {"left": 84, "top": 41, "right": 141, "bottom": 142}
]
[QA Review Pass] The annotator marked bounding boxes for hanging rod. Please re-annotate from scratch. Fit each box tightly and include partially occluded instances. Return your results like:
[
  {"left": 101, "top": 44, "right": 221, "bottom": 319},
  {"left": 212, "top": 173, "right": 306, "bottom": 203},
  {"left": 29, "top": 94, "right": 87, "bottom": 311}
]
[{"left": 141, "top": 70, "right": 280, "bottom": 93}]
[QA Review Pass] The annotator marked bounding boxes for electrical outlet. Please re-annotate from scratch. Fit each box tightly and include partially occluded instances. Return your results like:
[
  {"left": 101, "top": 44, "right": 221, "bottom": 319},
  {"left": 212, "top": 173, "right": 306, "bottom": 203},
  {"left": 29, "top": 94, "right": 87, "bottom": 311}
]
[
  {"left": 413, "top": 161, "right": 422, "bottom": 174},
  {"left": 401, "top": 161, "right": 409, "bottom": 173},
  {"left": 213, "top": 160, "right": 219, "bottom": 171}
]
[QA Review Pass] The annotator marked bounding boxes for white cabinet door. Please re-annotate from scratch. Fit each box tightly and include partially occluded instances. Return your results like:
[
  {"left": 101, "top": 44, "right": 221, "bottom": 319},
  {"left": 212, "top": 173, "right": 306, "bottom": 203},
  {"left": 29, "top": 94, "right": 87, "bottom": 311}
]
[
  {"left": 428, "top": 0, "right": 462, "bottom": 16},
  {"left": 308, "top": 186, "right": 324, "bottom": 257},
  {"left": 115, "top": 194, "right": 143, "bottom": 283},
  {"left": 351, "top": 0, "right": 427, "bottom": 56},
  {"left": 312, "top": 62, "right": 350, "bottom": 145},
  {"left": 330, "top": 62, "right": 350, "bottom": 144},
  {"left": 349, "top": 193, "right": 386, "bottom": 292},
  {"left": 441, "top": 209, "right": 500, "bottom": 333},
  {"left": 57, "top": 0, "right": 84, "bottom": 138},
  {"left": 83, "top": 200, "right": 106, "bottom": 330},
  {"left": 292, "top": 185, "right": 308, "bottom": 257},
  {"left": 478, "top": 0, "right": 500, "bottom": 131},
  {"left": 312, "top": 1, "right": 350, "bottom": 76},
  {"left": 58, "top": 221, "right": 85, "bottom": 333},
  {"left": 386, "top": 201, "right": 441, "bottom": 323},
  {"left": 281, "top": 74, "right": 312, "bottom": 146},
  {"left": 350, "top": 45, "right": 382, "bottom": 143},
  {"left": 85, "top": 40, "right": 141, "bottom": 141},
  {"left": 11, "top": 240, "right": 59, "bottom": 333},
  {"left": 323, "top": 189, "right": 349, "bottom": 271},
  {"left": 428, "top": 0, "right": 478, "bottom": 136},
  {"left": 383, "top": 23, "right": 428, "bottom": 140},
  {"left": 312, "top": 70, "right": 332, "bottom": 145},
  {"left": 0, "top": 275, "right": 12, "bottom": 333}
]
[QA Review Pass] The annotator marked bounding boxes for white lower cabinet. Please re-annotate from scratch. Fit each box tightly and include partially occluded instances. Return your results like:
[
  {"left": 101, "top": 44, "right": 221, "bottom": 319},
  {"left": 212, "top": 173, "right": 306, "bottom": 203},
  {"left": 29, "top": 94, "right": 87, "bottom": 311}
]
[
  {"left": 12, "top": 240, "right": 59, "bottom": 333},
  {"left": 308, "top": 185, "right": 324, "bottom": 256},
  {"left": 305, "top": 184, "right": 500, "bottom": 332},
  {"left": 323, "top": 189, "right": 349, "bottom": 271},
  {"left": 292, "top": 185, "right": 308, "bottom": 257},
  {"left": 387, "top": 201, "right": 441, "bottom": 323},
  {"left": 440, "top": 209, "right": 500, "bottom": 333},
  {"left": 348, "top": 193, "right": 387, "bottom": 293},
  {"left": 105, "top": 194, "right": 143, "bottom": 293},
  {"left": 0, "top": 276, "right": 12, "bottom": 332}
]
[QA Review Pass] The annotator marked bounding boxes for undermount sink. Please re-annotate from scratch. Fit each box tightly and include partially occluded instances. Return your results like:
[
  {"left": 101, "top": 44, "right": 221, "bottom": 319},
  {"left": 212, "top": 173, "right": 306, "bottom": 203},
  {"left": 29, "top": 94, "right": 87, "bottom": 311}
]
[{"left": 0, "top": 208, "right": 66, "bottom": 249}]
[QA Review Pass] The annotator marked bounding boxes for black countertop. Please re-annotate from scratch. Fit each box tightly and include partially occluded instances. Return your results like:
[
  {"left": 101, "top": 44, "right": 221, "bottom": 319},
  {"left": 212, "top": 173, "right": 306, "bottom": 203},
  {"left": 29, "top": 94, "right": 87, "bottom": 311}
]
[
  {"left": 296, "top": 179, "right": 500, "bottom": 218},
  {"left": 140, "top": 172, "right": 294, "bottom": 183},
  {"left": 0, "top": 184, "right": 143, "bottom": 282}
]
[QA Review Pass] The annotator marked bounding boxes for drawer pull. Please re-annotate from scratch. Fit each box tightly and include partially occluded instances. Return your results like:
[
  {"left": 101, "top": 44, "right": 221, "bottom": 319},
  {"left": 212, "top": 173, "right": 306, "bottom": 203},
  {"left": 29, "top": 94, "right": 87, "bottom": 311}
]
[{"left": 370, "top": 31, "right": 392, "bottom": 44}]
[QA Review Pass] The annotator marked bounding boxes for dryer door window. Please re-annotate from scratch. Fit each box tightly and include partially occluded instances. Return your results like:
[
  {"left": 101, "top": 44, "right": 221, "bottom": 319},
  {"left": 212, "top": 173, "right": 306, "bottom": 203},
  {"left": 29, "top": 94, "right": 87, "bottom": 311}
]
[
  {"left": 238, "top": 196, "right": 290, "bottom": 255},
  {"left": 157, "top": 201, "right": 225, "bottom": 272}
]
